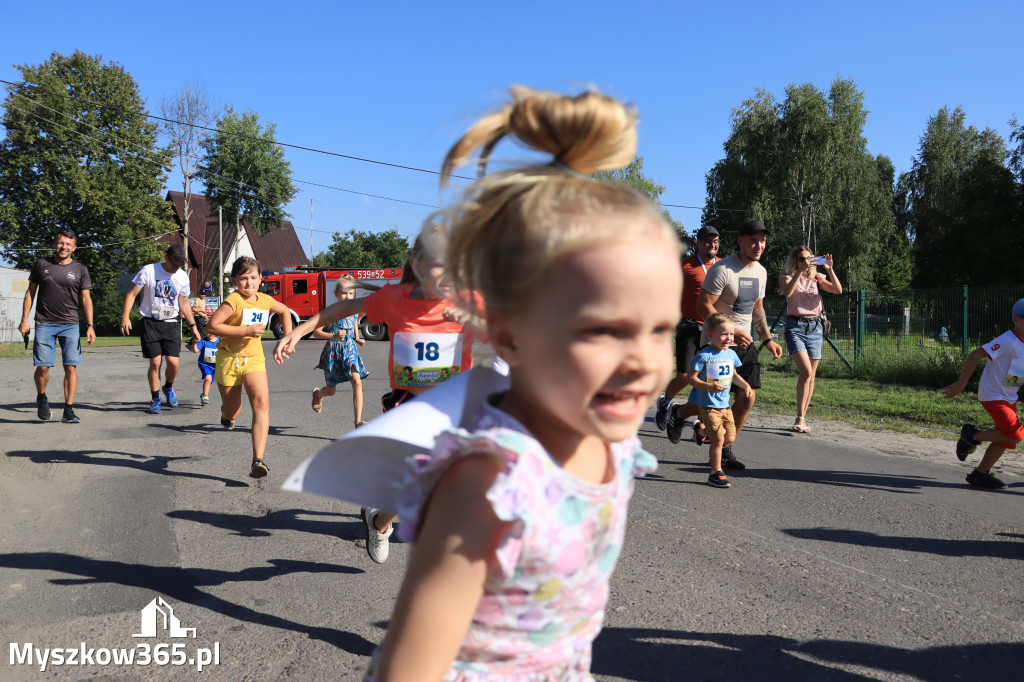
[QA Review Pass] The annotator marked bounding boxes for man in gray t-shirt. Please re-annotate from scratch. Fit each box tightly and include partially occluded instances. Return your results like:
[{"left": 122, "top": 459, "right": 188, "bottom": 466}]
[
  {"left": 697, "top": 219, "right": 783, "bottom": 469},
  {"left": 18, "top": 229, "right": 95, "bottom": 423}
]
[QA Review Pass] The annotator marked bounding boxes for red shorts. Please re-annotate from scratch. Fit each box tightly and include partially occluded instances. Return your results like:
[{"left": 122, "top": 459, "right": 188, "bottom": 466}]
[{"left": 980, "top": 400, "right": 1024, "bottom": 449}]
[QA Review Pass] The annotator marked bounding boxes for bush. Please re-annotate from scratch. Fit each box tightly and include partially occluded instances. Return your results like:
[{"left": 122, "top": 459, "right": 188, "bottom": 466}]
[{"left": 90, "top": 284, "right": 141, "bottom": 335}]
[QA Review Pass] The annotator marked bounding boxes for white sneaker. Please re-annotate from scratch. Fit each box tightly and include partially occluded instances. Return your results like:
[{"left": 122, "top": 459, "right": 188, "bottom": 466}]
[{"left": 361, "top": 507, "right": 393, "bottom": 564}]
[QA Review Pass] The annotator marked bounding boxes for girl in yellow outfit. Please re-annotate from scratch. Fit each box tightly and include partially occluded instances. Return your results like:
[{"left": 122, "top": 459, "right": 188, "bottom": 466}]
[{"left": 206, "top": 256, "right": 292, "bottom": 478}]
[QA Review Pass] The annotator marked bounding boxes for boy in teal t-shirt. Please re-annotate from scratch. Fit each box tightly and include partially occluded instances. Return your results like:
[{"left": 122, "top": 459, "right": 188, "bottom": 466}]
[{"left": 686, "top": 313, "right": 754, "bottom": 488}]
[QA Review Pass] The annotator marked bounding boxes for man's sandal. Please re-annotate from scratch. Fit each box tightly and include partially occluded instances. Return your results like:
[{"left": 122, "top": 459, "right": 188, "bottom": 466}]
[
  {"left": 355, "top": 420, "right": 367, "bottom": 427},
  {"left": 249, "top": 458, "right": 269, "bottom": 479},
  {"left": 312, "top": 388, "right": 323, "bottom": 413}
]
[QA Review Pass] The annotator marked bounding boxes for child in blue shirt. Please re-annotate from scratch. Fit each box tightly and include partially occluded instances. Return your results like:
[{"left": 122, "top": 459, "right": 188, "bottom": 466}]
[
  {"left": 192, "top": 332, "right": 219, "bottom": 406},
  {"left": 686, "top": 313, "right": 753, "bottom": 488}
]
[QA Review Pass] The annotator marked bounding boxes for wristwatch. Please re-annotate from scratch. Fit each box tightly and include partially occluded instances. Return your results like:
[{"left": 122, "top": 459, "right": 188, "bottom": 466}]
[{"left": 87, "top": 323, "right": 94, "bottom": 327}]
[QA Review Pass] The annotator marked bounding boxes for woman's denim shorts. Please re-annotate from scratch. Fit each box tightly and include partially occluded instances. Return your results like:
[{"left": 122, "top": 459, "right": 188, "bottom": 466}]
[{"left": 784, "top": 317, "right": 824, "bottom": 359}]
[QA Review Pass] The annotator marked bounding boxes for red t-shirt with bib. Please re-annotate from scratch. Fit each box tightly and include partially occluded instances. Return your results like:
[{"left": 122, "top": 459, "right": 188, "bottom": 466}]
[{"left": 361, "top": 284, "right": 484, "bottom": 390}]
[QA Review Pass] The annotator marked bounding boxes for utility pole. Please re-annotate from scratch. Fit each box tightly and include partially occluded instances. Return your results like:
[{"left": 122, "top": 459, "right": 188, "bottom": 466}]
[
  {"left": 310, "top": 198, "right": 314, "bottom": 265},
  {"left": 218, "top": 207, "right": 224, "bottom": 301}
]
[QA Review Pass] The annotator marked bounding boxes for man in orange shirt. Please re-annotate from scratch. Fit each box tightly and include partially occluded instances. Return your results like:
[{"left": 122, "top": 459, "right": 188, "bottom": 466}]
[{"left": 656, "top": 225, "right": 720, "bottom": 444}]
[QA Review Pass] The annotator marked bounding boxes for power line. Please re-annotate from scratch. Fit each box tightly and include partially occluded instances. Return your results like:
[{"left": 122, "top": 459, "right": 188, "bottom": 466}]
[{"left": 0, "top": 77, "right": 474, "bottom": 180}]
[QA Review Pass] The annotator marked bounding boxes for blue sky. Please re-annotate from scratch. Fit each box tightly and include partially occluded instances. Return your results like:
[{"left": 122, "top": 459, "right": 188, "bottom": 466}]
[{"left": 2, "top": 1, "right": 1021, "bottom": 261}]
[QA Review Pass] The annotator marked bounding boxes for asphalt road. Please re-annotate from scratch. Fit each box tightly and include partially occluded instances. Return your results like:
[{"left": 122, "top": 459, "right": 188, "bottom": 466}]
[{"left": 1, "top": 339, "right": 1022, "bottom": 681}]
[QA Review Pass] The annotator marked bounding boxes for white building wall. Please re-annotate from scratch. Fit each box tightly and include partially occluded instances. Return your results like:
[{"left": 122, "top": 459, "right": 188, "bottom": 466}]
[{"left": 0, "top": 266, "right": 33, "bottom": 343}]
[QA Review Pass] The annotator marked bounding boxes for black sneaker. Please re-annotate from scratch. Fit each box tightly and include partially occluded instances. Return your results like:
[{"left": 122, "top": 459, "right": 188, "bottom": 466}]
[
  {"left": 721, "top": 445, "right": 746, "bottom": 470},
  {"left": 966, "top": 469, "right": 1006, "bottom": 489},
  {"left": 707, "top": 470, "right": 731, "bottom": 488},
  {"left": 654, "top": 396, "right": 672, "bottom": 431},
  {"left": 37, "top": 396, "right": 51, "bottom": 421},
  {"left": 61, "top": 407, "right": 80, "bottom": 424},
  {"left": 956, "top": 424, "right": 980, "bottom": 461},
  {"left": 693, "top": 420, "right": 707, "bottom": 446},
  {"left": 667, "top": 407, "right": 684, "bottom": 444}
]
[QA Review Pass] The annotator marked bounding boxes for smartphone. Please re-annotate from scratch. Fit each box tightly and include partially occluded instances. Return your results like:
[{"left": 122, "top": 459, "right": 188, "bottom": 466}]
[{"left": 809, "top": 256, "right": 827, "bottom": 266}]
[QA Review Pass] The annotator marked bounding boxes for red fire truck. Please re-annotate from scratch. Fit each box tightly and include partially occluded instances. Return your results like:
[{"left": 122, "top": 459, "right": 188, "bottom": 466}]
[{"left": 259, "top": 266, "right": 403, "bottom": 340}]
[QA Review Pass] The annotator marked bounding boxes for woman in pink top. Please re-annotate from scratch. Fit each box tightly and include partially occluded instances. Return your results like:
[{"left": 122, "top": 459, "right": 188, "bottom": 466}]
[{"left": 779, "top": 246, "right": 843, "bottom": 433}]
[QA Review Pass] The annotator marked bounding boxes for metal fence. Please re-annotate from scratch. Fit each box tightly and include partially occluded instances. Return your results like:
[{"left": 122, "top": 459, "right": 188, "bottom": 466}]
[{"left": 762, "top": 284, "right": 1024, "bottom": 370}]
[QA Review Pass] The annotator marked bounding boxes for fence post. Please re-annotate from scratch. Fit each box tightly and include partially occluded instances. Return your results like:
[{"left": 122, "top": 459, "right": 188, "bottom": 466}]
[
  {"left": 961, "top": 285, "right": 969, "bottom": 356},
  {"left": 855, "top": 290, "right": 865, "bottom": 359}
]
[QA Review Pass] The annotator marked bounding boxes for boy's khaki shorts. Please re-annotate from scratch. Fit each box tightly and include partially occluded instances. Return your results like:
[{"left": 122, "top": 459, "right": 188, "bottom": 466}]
[
  {"left": 215, "top": 354, "right": 266, "bottom": 387},
  {"left": 698, "top": 406, "right": 736, "bottom": 444}
]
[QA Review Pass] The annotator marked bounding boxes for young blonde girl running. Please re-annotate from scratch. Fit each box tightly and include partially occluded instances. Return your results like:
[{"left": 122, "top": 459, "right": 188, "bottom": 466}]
[
  {"left": 311, "top": 275, "right": 371, "bottom": 426},
  {"left": 275, "top": 228, "right": 485, "bottom": 563},
  {"left": 207, "top": 256, "right": 292, "bottom": 478},
  {"left": 301, "top": 87, "right": 679, "bottom": 681}
]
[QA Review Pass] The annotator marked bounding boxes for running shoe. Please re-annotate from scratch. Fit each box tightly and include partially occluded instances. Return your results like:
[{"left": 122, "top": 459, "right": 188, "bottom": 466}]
[
  {"left": 163, "top": 386, "right": 179, "bottom": 408},
  {"left": 707, "top": 470, "right": 731, "bottom": 488},
  {"left": 956, "top": 424, "right": 980, "bottom": 461},
  {"left": 361, "top": 507, "right": 393, "bottom": 564},
  {"left": 37, "top": 395, "right": 51, "bottom": 421},
  {"left": 147, "top": 399, "right": 161, "bottom": 415},
  {"left": 965, "top": 469, "right": 1006, "bottom": 489},
  {"left": 693, "top": 420, "right": 707, "bottom": 446},
  {"left": 249, "top": 458, "right": 269, "bottom": 479},
  {"left": 61, "top": 407, "right": 80, "bottom": 424},
  {"left": 721, "top": 445, "right": 746, "bottom": 470},
  {"left": 666, "top": 407, "right": 684, "bottom": 444},
  {"left": 654, "top": 396, "right": 672, "bottom": 431},
  {"left": 200, "top": 394, "right": 210, "bottom": 406},
  {"left": 220, "top": 417, "right": 235, "bottom": 430}
]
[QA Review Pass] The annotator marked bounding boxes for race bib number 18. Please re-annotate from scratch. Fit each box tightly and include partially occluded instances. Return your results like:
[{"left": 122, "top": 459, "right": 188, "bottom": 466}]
[{"left": 392, "top": 332, "right": 463, "bottom": 388}]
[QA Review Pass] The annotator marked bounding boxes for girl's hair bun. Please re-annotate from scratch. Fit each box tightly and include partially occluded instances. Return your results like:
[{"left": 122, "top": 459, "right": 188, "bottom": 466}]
[{"left": 443, "top": 85, "right": 638, "bottom": 183}]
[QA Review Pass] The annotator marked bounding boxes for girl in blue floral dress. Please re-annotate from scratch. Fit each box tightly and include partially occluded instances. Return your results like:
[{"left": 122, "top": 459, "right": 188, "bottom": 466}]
[{"left": 312, "top": 276, "right": 370, "bottom": 426}]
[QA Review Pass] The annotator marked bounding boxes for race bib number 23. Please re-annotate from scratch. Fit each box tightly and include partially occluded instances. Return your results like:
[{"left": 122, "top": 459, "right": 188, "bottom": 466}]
[{"left": 392, "top": 332, "right": 463, "bottom": 388}]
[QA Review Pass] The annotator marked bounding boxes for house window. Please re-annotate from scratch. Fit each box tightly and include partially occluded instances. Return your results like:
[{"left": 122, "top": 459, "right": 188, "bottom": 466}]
[{"left": 292, "top": 279, "right": 307, "bottom": 295}]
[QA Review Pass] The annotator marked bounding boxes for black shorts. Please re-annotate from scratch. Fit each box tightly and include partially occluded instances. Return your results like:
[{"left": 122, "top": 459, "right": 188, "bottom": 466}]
[
  {"left": 674, "top": 320, "right": 703, "bottom": 374},
  {"left": 381, "top": 389, "right": 415, "bottom": 412},
  {"left": 140, "top": 316, "right": 182, "bottom": 359},
  {"left": 731, "top": 343, "right": 762, "bottom": 391}
]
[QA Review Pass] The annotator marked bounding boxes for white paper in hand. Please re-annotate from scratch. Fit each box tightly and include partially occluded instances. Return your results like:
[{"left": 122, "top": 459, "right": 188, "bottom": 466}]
[{"left": 282, "top": 367, "right": 511, "bottom": 513}]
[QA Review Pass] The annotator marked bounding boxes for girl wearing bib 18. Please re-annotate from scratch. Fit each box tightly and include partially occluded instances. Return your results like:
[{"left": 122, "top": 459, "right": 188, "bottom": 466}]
[{"left": 274, "top": 227, "right": 485, "bottom": 564}]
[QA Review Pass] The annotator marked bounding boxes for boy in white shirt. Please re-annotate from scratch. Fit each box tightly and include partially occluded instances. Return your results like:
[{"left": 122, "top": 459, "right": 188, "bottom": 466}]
[{"left": 942, "top": 298, "right": 1024, "bottom": 489}]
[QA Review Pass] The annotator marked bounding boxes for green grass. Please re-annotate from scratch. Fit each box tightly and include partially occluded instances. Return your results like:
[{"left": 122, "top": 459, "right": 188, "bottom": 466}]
[{"left": 752, "top": 372, "right": 985, "bottom": 439}]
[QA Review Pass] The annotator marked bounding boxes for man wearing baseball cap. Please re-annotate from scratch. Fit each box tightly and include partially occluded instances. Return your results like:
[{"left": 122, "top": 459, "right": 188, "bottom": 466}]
[
  {"left": 120, "top": 243, "right": 201, "bottom": 414},
  {"left": 696, "top": 219, "right": 784, "bottom": 469},
  {"left": 657, "top": 225, "right": 721, "bottom": 444}
]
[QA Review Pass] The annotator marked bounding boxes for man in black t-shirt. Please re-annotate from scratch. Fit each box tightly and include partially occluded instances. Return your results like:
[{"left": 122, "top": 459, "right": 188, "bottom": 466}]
[{"left": 18, "top": 229, "right": 95, "bottom": 423}]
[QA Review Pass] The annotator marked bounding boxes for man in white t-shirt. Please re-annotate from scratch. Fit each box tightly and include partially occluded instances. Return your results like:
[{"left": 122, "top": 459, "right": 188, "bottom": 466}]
[
  {"left": 120, "top": 243, "right": 201, "bottom": 414},
  {"left": 942, "top": 298, "right": 1024, "bottom": 489},
  {"left": 696, "top": 219, "right": 783, "bottom": 470}
]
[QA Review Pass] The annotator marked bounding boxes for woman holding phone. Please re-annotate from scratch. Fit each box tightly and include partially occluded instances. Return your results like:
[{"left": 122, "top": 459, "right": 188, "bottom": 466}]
[{"left": 779, "top": 246, "right": 843, "bottom": 433}]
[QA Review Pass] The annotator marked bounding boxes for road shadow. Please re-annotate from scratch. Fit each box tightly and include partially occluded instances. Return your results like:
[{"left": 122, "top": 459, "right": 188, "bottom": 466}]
[
  {"left": 0, "top": 552, "right": 374, "bottom": 655},
  {"left": 592, "top": 626, "right": 1024, "bottom": 680},
  {"left": 167, "top": 508, "right": 385, "bottom": 542},
  {"left": 781, "top": 527, "right": 1024, "bottom": 561},
  {"left": 739, "top": 467, "right": 982, "bottom": 495},
  {"left": 5, "top": 448, "right": 248, "bottom": 488}
]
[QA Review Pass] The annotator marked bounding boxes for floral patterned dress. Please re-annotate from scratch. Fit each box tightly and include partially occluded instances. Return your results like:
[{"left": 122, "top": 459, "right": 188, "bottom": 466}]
[
  {"left": 364, "top": 400, "right": 657, "bottom": 681},
  {"left": 315, "top": 315, "right": 369, "bottom": 386}
]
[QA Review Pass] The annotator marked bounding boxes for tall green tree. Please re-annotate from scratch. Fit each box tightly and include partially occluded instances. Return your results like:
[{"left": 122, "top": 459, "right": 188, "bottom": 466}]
[
  {"left": 703, "top": 78, "right": 899, "bottom": 289},
  {"left": 595, "top": 156, "right": 687, "bottom": 246},
  {"left": 0, "top": 51, "right": 172, "bottom": 329},
  {"left": 315, "top": 228, "right": 410, "bottom": 268},
  {"left": 196, "top": 106, "right": 296, "bottom": 235},
  {"left": 897, "top": 107, "right": 1021, "bottom": 287}
]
